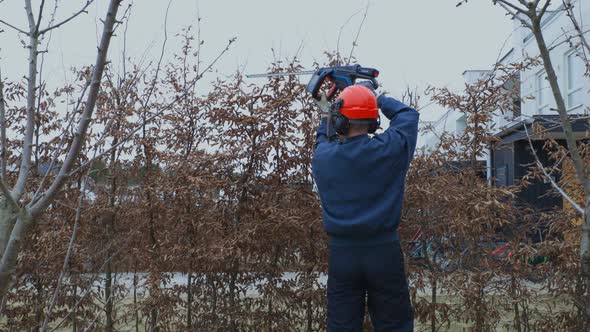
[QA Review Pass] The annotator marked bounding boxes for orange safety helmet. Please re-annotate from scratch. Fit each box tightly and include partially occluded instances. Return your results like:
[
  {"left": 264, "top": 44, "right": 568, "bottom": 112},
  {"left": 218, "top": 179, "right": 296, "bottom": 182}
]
[
  {"left": 331, "top": 85, "right": 379, "bottom": 135},
  {"left": 336, "top": 85, "right": 379, "bottom": 120}
]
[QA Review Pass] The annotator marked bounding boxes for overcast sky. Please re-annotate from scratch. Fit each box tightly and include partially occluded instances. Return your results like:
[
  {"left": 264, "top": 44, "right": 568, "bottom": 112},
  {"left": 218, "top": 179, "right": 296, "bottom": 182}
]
[{"left": 0, "top": 0, "right": 514, "bottom": 121}]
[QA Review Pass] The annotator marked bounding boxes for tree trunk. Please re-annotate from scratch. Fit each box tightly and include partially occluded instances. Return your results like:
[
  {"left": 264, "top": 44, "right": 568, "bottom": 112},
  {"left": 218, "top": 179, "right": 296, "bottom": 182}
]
[
  {"left": 105, "top": 151, "right": 118, "bottom": 332},
  {"left": 431, "top": 275, "right": 437, "bottom": 332},
  {"left": 105, "top": 258, "right": 114, "bottom": 332},
  {"left": 0, "top": 213, "right": 33, "bottom": 301},
  {"left": 229, "top": 261, "right": 238, "bottom": 332},
  {"left": 530, "top": 16, "right": 590, "bottom": 331},
  {"left": 72, "top": 281, "right": 77, "bottom": 332},
  {"left": 35, "top": 276, "right": 43, "bottom": 332},
  {"left": 583, "top": 195, "right": 590, "bottom": 331},
  {"left": 134, "top": 267, "right": 139, "bottom": 332},
  {"left": 0, "top": 202, "right": 15, "bottom": 259},
  {"left": 531, "top": 20, "right": 589, "bottom": 194},
  {"left": 147, "top": 192, "right": 159, "bottom": 332},
  {"left": 512, "top": 275, "right": 522, "bottom": 332},
  {"left": 267, "top": 296, "right": 273, "bottom": 332},
  {"left": 187, "top": 271, "right": 193, "bottom": 328},
  {"left": 305, "top": 270, "right": 313, "bottom": 332}
]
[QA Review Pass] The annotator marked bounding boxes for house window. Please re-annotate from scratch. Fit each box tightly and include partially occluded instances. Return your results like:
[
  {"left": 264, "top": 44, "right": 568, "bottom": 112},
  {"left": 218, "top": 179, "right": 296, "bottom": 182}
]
[
  {"left": 536, "top": 70, "right": 550, "bottom": 114},
  {"left": 456, "top": 115, "right": 466, "bottom": 135},
  {"left": 565, "top": 51, "right": 584, "bottom": 110},
  {"left": 503, "top": 74, "right": 521, "bottom": 117}
]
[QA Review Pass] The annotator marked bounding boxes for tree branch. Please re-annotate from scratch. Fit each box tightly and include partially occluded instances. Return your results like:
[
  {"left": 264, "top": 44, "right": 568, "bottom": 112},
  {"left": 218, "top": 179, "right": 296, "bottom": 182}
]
[
  {"left": 12, "top": 0, "right": 40, "bottom": 200},
  {"left": 0, "top": 66, "right": 6, "bottom": 181},
  {"left": 496, "top": 1, "right": 534, "bottom": 29},
  {"left": 38, "top": 0, "right": 95, "bottom": 35},
  {"left": 346, "top": 1, "right": 369, "bottom": 65},
  {"left": 30, "top": 80, "right": 91, "bottom": 204},
  {"left": 29, "top": 0, "right": 123, "bottom": 217},
  {"left": 524, "top": 124, "right": 583, "bottom": 214},
  {"left": 496, "top": 0, "right": 530, "bottom": 16},
  {"left": 35, "top": 0, "right": 47, "bottom": 33},
  {"left": 69, "top": 37, "right": 236, "bottom": 178},
  {"left": 539, "top": 0, "right": 552, "bottom": 18},
  {"left": 0, "top": 19, "right": 29, "bottom": 35},
  {"left": 562, "top": 0, "right": 590, "bottom": 56},
  {"left": 140, "top": 0, "right": 172, "bottom": 109},
  {"left": 548, "top": 28, "right": 590, "bottom": 52},
  {"left": 0, "top": 180, "right": 18, "bottom": 213},
  {"left": 336, "top": 8, "right": 363, "bottom": 65}
]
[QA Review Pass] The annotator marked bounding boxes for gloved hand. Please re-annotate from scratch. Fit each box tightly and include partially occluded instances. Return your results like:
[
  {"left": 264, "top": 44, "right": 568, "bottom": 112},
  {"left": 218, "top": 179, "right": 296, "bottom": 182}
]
[
  {"left": 377, "top": 93, "right": 411, "bottom": 119},
  {"left": 314, "top": 93, "right": 331, "bottom": 118},
  {"left": 355, "top": 81, "right": 377, "bottom": 96}
]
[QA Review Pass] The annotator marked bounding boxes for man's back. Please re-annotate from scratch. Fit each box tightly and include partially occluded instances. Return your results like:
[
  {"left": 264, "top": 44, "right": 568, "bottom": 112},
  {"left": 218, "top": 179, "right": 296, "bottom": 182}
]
[{"left": 312, "top": 95, "right": 420, "bottom": 243}]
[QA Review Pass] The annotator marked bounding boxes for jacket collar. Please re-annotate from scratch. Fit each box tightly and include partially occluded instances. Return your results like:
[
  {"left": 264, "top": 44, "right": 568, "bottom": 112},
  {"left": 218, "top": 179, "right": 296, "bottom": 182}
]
[{"left": 340, "top": 134, "right": 369, "bottom": 144}]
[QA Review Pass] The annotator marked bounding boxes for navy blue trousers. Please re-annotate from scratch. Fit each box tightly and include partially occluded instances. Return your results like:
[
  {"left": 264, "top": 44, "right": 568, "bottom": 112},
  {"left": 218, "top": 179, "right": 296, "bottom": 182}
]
[{"left": 327, "top": 241, "right": 413, "bottom": 332}]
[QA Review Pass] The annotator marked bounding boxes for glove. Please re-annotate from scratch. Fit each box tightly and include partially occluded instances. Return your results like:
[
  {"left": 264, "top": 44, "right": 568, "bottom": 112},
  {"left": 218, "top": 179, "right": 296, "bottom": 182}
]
[
  {"left": 377, "top": 93, "right": 411, "bottom": 119},
  {"left": 314, "top": 93, "right": 331, "bottom": 118},
  {"left": 355, "top": 81, "right": 377, "bottom": 96}
]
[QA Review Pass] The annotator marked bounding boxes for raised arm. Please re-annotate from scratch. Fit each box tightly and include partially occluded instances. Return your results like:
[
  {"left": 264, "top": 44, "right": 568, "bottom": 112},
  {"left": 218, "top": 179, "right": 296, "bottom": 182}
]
[
  {"left": 315, "top": 117, "right": 338, "bottom": 147},
  {"left": 373, "top": 95, "right": 420, "bottom": 163}
]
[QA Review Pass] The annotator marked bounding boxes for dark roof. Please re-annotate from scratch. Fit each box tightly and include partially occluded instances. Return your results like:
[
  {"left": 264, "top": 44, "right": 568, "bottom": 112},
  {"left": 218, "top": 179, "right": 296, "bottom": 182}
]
[{"left": 495, "top": 115, "right": 588, "bottom": 144}]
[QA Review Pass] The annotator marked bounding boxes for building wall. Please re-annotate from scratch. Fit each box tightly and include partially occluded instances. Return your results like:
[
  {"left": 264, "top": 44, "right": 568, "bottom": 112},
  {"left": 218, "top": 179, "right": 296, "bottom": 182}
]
[
  {"left": 417, "top": 70, "right": 491, "bottom": 156},
  {"left": 519, "top": 2, "right": 590, "bottom": 119}
]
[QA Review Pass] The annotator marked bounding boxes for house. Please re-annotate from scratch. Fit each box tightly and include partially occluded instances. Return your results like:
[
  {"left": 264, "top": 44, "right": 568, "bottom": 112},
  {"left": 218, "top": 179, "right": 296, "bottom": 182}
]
[{"left": 419, "top": 1, "right": 590, "bottom": 211}]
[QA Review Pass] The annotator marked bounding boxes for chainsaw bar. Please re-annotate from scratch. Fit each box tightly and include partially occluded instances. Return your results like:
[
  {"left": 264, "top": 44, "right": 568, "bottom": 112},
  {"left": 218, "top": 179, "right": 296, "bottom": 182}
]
[{"left": 245, "top": 70, "right": 316, "bottom": 78}]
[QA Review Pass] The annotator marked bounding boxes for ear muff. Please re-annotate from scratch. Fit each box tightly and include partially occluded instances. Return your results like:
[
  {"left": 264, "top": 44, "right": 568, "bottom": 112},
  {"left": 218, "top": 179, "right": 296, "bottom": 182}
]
[
  {"left": 330, "top": 98, "right": 350, "bottom": 135},
  {"left": 368, "top": 117, "right": 380, "bottom": 134},
  {"left": 332, "top": 113, "right": 350, "bottom": 135}
]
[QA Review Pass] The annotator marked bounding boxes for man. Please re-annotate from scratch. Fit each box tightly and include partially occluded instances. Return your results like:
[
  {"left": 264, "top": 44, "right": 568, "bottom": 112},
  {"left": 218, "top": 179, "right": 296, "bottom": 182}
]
[{"left": 312, "top": 83, "right": 419, "bottom": 331}]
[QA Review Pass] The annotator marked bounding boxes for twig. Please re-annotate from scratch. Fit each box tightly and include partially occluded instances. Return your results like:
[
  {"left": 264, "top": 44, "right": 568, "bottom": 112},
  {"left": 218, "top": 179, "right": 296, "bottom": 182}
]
[
  {"left": 0, "top": 66, "right": 6, "bottom": 181},
  {"left": 346, "top": 1, "right": 369, "bottom": 65},
  {"left": 495, "top": 0, "right": 533, "bottom": 29},
  {"left": 195, "top": 4, "right": 202, "bottom": 79},
  {"left": 547, "top": 28, "right": 590, "bottom": 52},
  {"left": 496, "top": 0, "right": 530, "bottom": 16},
  {"left": 140, "top": 0, "right": 172, "bottom": 109},
  {"left": 68, "top": 37, "right": 236, "bottom": 178},
  {"left": 40, "top": 173, "right": 88, "bottom": 332},
  {"left": 0, "top": 19, "right": 29, "bottom": 35},
  {"left": 562, "top": 0, "right": 590, "bottom": 56},
  {"left": 120, "top": 3, "right": 133, "bottom": 84},
  {"left": 335, "top": 8, "right": 363, "bottom": 65},
  {"left": 30, "top": 80, "right": 91, "bottom": 204},
  {"left": 523, "top": 124, "right": 583, "bottom": 214},
  {"left": 38, "top": 0, "right": 95, "bottom": 35}
]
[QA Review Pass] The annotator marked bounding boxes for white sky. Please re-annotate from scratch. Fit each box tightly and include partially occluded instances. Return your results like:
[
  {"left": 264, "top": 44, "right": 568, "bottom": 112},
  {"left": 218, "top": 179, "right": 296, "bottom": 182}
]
[{"left": 0, "top": 0, "right": 514, "bottom": 122}]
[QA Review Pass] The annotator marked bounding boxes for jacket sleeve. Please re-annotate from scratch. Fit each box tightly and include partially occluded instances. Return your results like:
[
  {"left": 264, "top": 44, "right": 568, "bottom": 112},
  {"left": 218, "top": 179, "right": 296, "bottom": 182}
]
[
  {"left": 316, "top": 117, "right": 338, "bottom": 148},
  {"left": 373, "top": 95, "right": 420, "bottom": 163}
]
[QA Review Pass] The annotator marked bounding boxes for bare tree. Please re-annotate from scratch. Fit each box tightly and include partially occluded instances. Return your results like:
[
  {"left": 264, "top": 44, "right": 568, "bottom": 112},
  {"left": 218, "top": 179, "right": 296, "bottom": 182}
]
[
  {"left": 469, "top": 0, "right": 590, "bottom": 328},
  {"left": 0, "top": 0, "right": 123, "bottom": 304}
]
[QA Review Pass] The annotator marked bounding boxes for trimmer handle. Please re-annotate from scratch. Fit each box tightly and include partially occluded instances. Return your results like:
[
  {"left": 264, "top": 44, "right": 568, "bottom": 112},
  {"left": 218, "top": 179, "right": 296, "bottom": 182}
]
[{"left": 306, "top": 64, "right": 380, "bottom": 100}]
